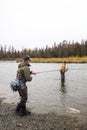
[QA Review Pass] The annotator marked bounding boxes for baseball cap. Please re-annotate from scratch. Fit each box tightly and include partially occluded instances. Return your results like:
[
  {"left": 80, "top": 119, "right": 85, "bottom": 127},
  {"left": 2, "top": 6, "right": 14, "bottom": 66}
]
[{"left": 23, "top": 55, "right": 31, "bottom": 61}]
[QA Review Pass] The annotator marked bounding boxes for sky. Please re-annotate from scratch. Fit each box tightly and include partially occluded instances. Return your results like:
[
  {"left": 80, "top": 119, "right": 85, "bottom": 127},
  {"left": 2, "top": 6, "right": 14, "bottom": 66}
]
[{"left": 0, "top": 0, "right": 87, "bottom": 50}]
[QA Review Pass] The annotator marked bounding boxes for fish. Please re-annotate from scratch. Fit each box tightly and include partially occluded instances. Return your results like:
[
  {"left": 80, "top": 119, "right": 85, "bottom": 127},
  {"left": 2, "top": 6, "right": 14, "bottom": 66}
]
[{"left": 66, "top": 107, "right": 80, "bottom": 113}]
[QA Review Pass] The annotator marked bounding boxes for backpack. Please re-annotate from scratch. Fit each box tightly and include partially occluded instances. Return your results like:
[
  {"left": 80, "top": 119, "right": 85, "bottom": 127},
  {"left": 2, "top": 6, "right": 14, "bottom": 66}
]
[{"left": 10, "top": 79, "right": 21, "bottom": 92}]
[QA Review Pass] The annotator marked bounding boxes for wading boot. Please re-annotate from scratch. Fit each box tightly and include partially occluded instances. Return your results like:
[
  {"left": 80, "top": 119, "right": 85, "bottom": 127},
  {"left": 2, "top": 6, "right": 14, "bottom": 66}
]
[
  {"left": 21, "top": 105, "right": 31, "bottom": 116},
  {"left": 15, "top": 104, "right": 22, "bottom": 114}
]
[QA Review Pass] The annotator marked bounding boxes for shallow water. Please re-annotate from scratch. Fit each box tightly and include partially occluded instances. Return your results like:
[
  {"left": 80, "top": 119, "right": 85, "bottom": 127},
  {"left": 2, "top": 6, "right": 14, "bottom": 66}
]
[{"left": 0, "top": 61, "right": 87, "bottom": 114}]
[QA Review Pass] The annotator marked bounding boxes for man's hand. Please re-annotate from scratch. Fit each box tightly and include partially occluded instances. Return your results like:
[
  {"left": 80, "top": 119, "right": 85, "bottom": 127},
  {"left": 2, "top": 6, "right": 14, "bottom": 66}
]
[{"left": 31, "top": 71, "right": 37, "bottom": 75}]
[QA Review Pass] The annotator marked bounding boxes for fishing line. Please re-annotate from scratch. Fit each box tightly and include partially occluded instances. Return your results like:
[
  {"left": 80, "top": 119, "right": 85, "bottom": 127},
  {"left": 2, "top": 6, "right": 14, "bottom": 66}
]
[
  {"left": 69, "top": 68, "right": 87, "bottom": 70},
  {"left": 37, "top": 68, "right": 87, "bottom": 74}
]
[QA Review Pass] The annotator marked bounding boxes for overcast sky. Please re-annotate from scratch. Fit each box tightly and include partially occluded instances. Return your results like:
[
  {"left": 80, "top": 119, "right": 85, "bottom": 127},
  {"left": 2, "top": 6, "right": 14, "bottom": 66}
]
[{"left": 0, "top": 0, "right": 87, "bottom": 50}]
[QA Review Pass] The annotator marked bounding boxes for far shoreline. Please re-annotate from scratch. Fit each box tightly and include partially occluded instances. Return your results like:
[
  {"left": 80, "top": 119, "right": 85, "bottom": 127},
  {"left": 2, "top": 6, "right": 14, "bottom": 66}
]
[{"left": 0, "top": 57, "right": 87, "bottom": 63}]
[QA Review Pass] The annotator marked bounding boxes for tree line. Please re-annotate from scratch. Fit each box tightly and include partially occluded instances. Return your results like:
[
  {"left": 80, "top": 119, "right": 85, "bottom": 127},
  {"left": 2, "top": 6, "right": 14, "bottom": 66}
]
[{"left": 0, "top": 40, "right": 87, "bottom": 59}]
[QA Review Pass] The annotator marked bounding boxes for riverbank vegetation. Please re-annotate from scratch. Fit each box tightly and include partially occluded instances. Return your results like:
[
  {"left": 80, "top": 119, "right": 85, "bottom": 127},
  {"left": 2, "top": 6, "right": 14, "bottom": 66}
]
[
  {"left": 0, "top": 57, "right": 87, "bottom": 63},
  {"left": 0, "top": 40, "right": 87, "bottom": 63},
  {"left": 31, "top": 57, "right": 87, "bottom": 63}
]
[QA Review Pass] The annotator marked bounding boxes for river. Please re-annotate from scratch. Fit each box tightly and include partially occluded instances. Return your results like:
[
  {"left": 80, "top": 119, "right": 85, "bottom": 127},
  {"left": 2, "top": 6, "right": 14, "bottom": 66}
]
[{"left": 0, "top": 61, "right": 87, "bottom": 114}]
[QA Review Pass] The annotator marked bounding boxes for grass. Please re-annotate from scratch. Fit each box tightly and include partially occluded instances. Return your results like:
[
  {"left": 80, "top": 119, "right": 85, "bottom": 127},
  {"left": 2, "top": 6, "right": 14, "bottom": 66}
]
[
  {"left": 31, "top": 57, "right": 87, "bottom": 63},
  {"left": 1, "top": 57, "right": 87, "bottom": 63}
]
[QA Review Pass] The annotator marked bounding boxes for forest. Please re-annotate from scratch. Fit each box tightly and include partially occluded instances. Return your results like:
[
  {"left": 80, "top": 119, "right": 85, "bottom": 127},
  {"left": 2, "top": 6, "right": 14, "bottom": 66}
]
[{"left": 0, "top": 40, "right": 87, "bottom": 59}]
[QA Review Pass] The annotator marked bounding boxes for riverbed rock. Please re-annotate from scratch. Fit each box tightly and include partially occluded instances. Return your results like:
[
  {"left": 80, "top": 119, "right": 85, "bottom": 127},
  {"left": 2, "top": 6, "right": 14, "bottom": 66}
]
[{"left": 0, "top": 101, "right": 87, "bottom": 130}]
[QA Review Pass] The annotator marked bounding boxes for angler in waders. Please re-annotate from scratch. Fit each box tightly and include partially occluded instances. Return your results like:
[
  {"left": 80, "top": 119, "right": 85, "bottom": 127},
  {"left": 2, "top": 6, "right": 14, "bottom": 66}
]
[
  {"left": 16, "top": 55, "right": 37, "bottom": 116},
  {"left": 60, "top": 61, "right": 68, "bottom": 85}
]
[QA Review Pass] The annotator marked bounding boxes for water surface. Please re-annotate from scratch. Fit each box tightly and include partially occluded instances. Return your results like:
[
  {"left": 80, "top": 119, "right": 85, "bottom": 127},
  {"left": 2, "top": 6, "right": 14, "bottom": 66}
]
[{"left": 0, "top": 61, "right": 87, "bottom": 114}]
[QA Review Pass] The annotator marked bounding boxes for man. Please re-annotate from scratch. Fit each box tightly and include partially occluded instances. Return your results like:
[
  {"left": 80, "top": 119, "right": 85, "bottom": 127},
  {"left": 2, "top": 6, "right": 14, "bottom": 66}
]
[
  {"left": 16, "top": 55, "right": 36, "bottom": 116},
  {"left": 60, "top": 61, "right": 68, "bottom": 84}
]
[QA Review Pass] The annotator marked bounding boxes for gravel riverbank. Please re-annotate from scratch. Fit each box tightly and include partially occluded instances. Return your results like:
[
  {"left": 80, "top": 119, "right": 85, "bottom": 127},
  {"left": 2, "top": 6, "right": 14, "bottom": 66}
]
[{"left": 0, "top": 99, "right": 87, "bottom": 130}]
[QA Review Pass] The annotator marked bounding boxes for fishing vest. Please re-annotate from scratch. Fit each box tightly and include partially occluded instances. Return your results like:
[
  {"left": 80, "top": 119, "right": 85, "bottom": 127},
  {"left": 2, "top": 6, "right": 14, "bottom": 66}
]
[
  {"left": 61, "top": 63, "right": 66, "bottom": 73},
  {"left": 17, "top": 69, "right": 26, "bottom": 82}
]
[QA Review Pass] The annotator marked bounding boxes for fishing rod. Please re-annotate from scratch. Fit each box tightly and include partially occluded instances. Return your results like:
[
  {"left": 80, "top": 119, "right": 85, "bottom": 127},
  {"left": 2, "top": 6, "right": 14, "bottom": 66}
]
[
  {"left": 37, "top": 68, "right": 69, "bottom": 74},
  {"left": 36, "top": 67, "right": 87, "bottom": 74},
  {"left": 37, "top": 69, "right": 60, "bottom": 74}
]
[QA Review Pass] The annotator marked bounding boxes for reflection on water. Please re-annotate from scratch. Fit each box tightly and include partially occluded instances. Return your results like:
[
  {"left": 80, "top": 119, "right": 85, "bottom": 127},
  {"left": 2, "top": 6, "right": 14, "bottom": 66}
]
[
  {"left": 60, "top": 84, "right": 67, "bottom": 94},
  {"left": 0, "top": 61, "right": 87, "bottom": 114},
  {"left": 61, "top": 80, "right": 65, "bottom": 87}
]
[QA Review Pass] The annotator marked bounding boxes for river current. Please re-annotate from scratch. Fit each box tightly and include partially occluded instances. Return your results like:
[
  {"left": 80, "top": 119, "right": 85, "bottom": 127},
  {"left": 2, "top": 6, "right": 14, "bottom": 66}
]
[{"left": 0, "top": 61, "right": 87, "bottom": 114}]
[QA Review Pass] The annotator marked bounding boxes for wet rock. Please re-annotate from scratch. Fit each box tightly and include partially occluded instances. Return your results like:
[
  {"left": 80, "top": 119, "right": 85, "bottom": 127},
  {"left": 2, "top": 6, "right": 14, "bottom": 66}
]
[
  {"left": 0, "top": 102, "right": 87, "bottom": 130},
  {"left": 16, "top": 123, "right": 23, "bottom": 127}
]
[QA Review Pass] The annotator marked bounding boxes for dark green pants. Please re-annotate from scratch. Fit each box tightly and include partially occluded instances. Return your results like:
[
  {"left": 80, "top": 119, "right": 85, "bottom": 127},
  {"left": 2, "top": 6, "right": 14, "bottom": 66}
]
[{"left": 17, "top": 86, "right": 28, "bottom": 109}]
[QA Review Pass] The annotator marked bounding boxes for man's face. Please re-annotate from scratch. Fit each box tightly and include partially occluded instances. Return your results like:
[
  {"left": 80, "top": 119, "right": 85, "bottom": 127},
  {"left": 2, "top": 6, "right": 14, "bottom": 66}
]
[{"left": 26, "top": 59, "right": 30, "bottom": 64}]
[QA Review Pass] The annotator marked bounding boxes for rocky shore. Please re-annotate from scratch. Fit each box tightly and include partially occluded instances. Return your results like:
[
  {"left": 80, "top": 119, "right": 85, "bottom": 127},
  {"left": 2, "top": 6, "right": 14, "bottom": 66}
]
[{"left": 0, "top": 99, "right": 87, "bottom": 130}]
